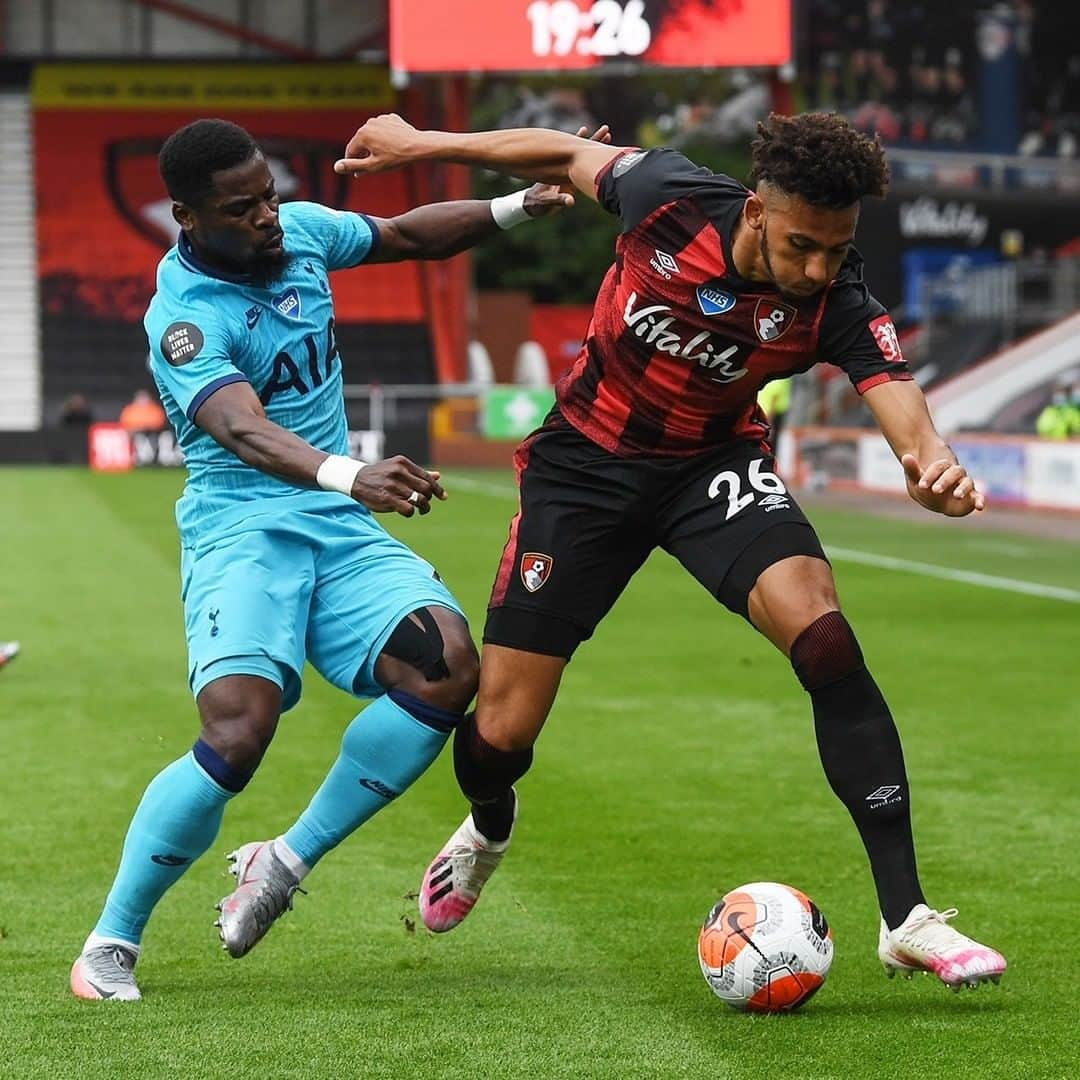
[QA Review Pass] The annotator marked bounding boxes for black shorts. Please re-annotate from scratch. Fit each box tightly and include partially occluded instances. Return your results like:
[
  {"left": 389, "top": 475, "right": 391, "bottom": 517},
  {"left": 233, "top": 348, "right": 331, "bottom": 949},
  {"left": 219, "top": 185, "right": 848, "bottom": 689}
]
[{"left": 484, "top": 419, "right": 828, "bottom": 659}]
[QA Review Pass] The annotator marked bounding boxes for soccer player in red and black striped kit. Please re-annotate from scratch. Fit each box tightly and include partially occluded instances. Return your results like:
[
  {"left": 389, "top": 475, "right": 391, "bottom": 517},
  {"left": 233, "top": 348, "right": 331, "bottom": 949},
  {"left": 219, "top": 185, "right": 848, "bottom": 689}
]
[{"left": 335, "top": 112, "right": 1006, "bottom": 989}]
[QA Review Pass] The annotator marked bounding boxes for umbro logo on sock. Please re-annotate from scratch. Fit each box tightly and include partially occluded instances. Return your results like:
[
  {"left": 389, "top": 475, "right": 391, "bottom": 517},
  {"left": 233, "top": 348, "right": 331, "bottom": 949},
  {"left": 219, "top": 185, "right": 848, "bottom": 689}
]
[
  {"left": 866, "top": 785, "right": 902, "bottom": 808},
  {"left": 359, "top": 777, "right": 400, "bottom": 801}
]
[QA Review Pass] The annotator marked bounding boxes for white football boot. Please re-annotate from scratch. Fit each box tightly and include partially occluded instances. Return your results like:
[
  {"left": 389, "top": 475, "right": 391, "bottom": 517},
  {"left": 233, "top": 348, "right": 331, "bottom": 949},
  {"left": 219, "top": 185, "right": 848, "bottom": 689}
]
[
  {"left": 215, "top": 841, "right": 305, "bottom": 958},
  {"left": 419, "top": 793, "right": 517, "bottom": 933},
  {"left": 70, "top": 941, "right": 141, "bottom": 1001},
  {"left": 0, "top": 641, "right": 20, "bottom": 671},
  {"left": 879, "top": 904, "right": 1006, "bottom": 990}
]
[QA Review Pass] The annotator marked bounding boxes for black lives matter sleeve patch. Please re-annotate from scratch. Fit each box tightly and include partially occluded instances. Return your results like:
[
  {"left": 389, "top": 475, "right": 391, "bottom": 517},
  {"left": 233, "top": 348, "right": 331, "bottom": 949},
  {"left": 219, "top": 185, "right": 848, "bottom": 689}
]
[
  {"left": 612, "top": 150, "right": 646, "bottom": 177},
  {"left": 160, "top": 322, "right": 205, "bottom": 367}
]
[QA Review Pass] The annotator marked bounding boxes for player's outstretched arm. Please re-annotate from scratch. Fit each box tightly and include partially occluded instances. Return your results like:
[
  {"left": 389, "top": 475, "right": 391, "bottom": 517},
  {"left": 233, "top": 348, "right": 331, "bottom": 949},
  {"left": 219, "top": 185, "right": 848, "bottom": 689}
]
[
  {"left": 362, "top": 187, "right": 570, "bottom": 264},
  {"left": 863, "top": 379, "right": 985, "bottom": 517},
  {"left": 194, "top": 381, "right": 445, "bottom": 517},
  {"left": 357, "top": 125, "right": 611, "bottom": 263},
  {"left": 335, "top": 113, "right": 622, "bottom": 201}
]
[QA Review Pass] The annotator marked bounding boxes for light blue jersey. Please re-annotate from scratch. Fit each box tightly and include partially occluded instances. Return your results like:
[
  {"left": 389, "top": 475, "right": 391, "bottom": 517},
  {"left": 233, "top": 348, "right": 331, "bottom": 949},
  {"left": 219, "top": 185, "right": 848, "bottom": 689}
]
[
  {"left": 143, "top": 201, "right": 462, "bottom": 709},
  {"left": 146, "top": 200, "right": 378, "bottom": 542}
]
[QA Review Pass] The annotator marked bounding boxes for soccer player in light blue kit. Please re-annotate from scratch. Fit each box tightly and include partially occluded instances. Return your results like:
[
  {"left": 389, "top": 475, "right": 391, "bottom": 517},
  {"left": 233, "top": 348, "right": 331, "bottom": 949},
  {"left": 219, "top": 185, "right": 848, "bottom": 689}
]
[{"left": 70, "top": 118, "right": 575, "bottom": 1001}]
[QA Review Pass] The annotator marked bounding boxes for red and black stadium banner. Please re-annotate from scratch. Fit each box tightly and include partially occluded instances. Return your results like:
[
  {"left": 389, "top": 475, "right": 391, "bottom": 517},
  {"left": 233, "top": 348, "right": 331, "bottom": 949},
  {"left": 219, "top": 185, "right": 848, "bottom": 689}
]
[
  {"left": 32, "top": 63, "right": 425, "bottom": 326},
  {"left": 33, "top": 64, "right": 473, "bottom": 419}
]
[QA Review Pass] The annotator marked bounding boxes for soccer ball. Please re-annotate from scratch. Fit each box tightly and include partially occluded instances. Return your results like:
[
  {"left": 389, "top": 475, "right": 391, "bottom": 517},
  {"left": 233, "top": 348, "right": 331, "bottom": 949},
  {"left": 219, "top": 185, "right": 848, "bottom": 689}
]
[{"left": 698, "top": 882, "right": 833, "bottom": 1012}]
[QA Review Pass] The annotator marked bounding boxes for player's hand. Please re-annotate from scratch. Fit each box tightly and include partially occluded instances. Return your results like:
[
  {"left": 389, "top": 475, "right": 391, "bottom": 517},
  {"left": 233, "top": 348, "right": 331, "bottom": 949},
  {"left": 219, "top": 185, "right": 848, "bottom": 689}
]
[
  {"left": 522, "top": 125, "right": 612, "bottom": 217},
  {"left": 901, "top": 453, "right": 985, "bottom": 516},
  {"left": 335, "top": 113, "right": 422, "bottom": 176},
  {"left": 351, "top": 456, "right": 446, "bottom": 517}
]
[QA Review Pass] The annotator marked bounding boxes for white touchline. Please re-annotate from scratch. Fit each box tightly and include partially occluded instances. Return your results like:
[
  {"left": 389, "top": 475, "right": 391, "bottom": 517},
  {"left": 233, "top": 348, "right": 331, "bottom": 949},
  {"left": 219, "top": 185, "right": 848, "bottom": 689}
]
[
  {"left": 826, "top": 547, "right": 1080, "bottom": 604},
  {"left": 445, "top": 475, "right": 1080, "bottom": 604}
]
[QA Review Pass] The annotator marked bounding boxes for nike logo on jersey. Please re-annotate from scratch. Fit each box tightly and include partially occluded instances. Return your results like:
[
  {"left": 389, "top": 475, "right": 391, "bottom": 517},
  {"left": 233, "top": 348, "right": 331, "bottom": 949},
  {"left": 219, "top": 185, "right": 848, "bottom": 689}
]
[
  {"left": 623, "top": 291, "right": 748, "bottom": 382},
  {"left": 245, "top": 305, "right": 262, "bottom": 329}
]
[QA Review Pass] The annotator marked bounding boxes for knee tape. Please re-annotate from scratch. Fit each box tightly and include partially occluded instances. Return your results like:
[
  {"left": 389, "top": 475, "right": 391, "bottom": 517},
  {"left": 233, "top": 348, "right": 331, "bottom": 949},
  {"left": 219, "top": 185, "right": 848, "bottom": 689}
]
[{"left": 382, "top": 607, "right": 450, "bottom": 682}]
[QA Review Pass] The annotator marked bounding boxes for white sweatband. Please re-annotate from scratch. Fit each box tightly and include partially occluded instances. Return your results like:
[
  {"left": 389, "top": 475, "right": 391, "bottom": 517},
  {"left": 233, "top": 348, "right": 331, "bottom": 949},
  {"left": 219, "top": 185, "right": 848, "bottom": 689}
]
[
  {"left": 490, "top": 189, "right": 531, "bottom": 230},
  {"left": 316, "top": 453, "right": 365, "bottom": 496}
]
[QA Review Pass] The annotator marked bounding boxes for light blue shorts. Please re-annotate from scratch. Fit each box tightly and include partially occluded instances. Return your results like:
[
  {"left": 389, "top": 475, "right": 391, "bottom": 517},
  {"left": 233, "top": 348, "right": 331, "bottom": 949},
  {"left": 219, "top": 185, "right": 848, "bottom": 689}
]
[{"left": 180, "top": 503, "right": 464, "bottom": 711}]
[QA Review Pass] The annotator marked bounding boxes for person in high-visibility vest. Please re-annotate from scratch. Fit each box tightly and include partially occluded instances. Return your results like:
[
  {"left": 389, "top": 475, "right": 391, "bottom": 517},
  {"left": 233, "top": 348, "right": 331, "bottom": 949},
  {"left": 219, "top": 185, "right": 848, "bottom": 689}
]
[
  {"left": 1036, "top": 379, "right": 1080, "bottom": 439},
  {"left": 758, "top": 375, "right": 792, "bottom": 444}
]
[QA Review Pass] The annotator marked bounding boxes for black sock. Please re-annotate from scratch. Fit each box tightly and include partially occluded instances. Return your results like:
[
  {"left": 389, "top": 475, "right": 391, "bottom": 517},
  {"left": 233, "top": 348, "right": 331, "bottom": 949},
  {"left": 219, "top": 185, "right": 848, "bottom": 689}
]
[
  {"left": 792, "top": 612, "right": 926, "bottom": 929},
  {"left": 452, "top": 714, "right": 532, "bottom": 843},
  {"left": 471, "top": 790, "right": 517, "bottom": 844}
]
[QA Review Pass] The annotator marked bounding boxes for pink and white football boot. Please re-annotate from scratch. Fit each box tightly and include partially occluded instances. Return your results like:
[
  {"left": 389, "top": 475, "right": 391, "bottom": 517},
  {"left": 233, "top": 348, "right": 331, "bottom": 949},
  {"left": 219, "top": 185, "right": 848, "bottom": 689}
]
[
  {"left": 879, "top": 904, "right": 1006, "bottom": 990},
  {"left": 419, "top": 794, "right": 517, "bottom": 933}
]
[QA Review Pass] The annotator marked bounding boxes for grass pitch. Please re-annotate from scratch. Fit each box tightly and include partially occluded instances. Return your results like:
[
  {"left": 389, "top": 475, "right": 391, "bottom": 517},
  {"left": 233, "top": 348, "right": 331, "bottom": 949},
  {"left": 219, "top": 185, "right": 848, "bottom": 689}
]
[{"left": 1, "top": 466, "right": 1077, "bottom": 1079}]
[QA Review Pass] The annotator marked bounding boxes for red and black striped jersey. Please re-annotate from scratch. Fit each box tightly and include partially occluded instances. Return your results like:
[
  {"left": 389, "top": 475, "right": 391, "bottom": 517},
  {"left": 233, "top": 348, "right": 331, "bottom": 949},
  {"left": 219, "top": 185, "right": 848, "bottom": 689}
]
[{"left": 553, "top": 148, "right": 911, "bottom": 456}]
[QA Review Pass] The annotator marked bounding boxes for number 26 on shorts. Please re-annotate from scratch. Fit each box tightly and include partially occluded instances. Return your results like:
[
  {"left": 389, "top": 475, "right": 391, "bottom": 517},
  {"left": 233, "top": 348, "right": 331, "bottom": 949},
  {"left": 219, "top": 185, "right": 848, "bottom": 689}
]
[{"left": 707, "top": 458, "right": 787, "bottom": 521}]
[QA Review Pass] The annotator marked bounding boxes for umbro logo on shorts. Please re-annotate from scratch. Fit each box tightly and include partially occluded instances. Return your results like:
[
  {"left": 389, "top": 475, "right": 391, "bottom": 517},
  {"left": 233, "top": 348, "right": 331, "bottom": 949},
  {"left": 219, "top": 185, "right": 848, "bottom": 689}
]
[{"left": 759, "top": 493, "right": 790, "bottom": 511}]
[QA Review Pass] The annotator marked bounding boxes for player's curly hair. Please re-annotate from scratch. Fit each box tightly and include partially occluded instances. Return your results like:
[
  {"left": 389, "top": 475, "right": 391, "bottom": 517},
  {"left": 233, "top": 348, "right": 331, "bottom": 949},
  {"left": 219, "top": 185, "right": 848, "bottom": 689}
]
[
  {"left": 749, "top": 112, "right": 890, "bottom": 209},
  {"left": 159, "top": 119, "right": 260, "bottom": 206}
]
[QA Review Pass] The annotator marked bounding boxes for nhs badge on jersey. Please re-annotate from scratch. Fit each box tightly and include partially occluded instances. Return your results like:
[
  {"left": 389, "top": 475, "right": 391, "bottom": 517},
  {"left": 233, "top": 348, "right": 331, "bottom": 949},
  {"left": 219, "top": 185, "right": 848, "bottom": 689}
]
[
  {"left": 696, "top": 285, "right": 737, "bottom": 317},
  {"left": 272, "top": 286, "right": 302, "bottom": 319}
]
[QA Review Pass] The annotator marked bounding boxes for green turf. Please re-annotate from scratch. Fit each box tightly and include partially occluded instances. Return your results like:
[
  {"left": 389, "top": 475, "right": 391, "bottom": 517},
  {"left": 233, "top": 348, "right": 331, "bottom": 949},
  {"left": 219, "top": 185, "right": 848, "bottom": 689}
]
[{"left": 1, "top": 466, "right": 1077, "bottom": 1079}]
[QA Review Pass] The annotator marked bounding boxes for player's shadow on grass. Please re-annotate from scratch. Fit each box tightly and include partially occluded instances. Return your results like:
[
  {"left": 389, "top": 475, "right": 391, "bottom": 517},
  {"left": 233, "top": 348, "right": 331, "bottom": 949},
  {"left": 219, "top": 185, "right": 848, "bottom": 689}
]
[
  {"left": 683, "top": 994, "right": 1009, "bottom": 1023},
  {"left": 808, "top": 993, "right": 1009, "bottom": 1018}
]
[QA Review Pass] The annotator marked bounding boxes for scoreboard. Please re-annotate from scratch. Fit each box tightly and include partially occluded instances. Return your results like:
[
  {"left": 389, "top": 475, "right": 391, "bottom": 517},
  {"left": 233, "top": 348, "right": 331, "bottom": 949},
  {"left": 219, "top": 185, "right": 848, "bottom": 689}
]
[{"left": 389, "top": 0, "right": 791, "bottom": 74}]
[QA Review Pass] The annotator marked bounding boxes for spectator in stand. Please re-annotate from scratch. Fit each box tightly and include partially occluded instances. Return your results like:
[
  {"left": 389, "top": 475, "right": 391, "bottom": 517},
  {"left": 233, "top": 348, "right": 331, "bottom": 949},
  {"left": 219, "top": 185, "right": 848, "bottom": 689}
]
[
  {"left": 119, "top": 388, "right": 167, "bottom": 434},
  {"left": 59, "top": 393, "right": 94, "bottom": 427},
  {"left": 1035, "top": 375, "right": 1080, "bottom": 439},
  {"left": 803, "top": 0, "right": 978, "bottom": 148},
  {"left": 501, "top": 88, "right": 597, "bottom": 140}
]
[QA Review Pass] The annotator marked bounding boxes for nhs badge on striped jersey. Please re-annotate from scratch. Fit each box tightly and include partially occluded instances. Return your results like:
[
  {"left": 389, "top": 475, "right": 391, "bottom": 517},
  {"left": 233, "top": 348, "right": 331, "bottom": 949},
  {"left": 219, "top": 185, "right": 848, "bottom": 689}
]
[{"left": 696, "top": 285, "right": 737, "bottom": 316}]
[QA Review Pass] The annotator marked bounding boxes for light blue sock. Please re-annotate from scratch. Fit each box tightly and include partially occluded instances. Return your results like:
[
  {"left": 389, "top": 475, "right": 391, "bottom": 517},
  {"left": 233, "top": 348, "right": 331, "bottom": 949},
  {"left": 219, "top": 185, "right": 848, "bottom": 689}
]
[
  {"left": 94, "top": 752, "right": 234, "bottom": 945},
  {"left": 283, "top": 694, "right": 453, "bottom": 869}
]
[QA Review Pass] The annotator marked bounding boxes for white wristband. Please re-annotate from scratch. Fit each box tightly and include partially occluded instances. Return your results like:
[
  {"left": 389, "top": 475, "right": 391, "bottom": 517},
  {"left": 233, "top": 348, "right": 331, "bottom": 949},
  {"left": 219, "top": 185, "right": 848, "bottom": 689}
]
[
  {"left": 490, "top": 189, "right": 531, "bottom": 230},
  {"left": 316, "top": 453, "right": 365, "bottom": 497}
]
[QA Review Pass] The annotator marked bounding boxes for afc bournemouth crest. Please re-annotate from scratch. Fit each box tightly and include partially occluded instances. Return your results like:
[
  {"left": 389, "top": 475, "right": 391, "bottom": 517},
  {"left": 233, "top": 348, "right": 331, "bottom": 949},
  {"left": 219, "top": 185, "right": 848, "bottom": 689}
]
[
  {"left": 104, "top": 136, "right": 350, "bottom": 249},
  {"left": 754, "top": 299, "right": 797, "bottom": 343},
  {"left": 520, "top": 553, "right": 553, "bottom": 593}
]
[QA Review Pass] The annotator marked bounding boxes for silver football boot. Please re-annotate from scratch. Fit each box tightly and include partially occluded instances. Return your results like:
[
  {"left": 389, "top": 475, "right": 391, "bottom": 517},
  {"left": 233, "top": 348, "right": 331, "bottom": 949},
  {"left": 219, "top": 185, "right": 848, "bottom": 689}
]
[{"left": 215, "top": 841, "right": 305, "bottom": 958}]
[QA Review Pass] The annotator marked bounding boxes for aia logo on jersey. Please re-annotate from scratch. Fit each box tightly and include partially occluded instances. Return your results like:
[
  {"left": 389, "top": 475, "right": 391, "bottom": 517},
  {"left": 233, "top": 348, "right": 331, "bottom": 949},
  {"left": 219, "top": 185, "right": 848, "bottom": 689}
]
[
  {"left": 754, "top": 299, "right": 797, "bottom": 342},
  {"left": 870, "top": 315, "right": 904, "bottom": 362},
  {"left": 520, "top": 553, "right": 553, "bottom": 593}
]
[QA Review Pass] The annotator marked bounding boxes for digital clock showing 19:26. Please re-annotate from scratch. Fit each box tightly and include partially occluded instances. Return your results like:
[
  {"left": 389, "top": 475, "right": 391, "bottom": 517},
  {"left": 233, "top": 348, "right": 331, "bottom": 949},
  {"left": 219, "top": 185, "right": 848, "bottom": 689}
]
[{"left": 389, "top": 0, "right": 791, "bottom": 74}]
